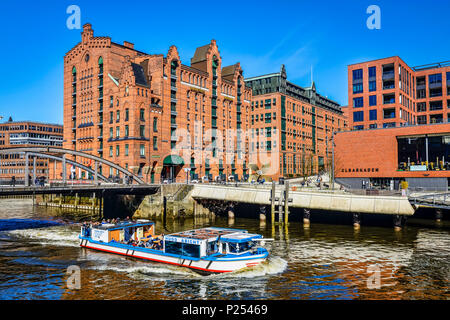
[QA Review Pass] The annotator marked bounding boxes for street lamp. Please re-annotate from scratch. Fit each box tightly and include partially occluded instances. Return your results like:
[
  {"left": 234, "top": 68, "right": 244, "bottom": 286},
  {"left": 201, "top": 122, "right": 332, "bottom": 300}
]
[
  {"left": 184, "top": 167, "right": 191, "bottom": 184},
  {"left": 331, "top": 131, "right": 336, "bottom": 191}
]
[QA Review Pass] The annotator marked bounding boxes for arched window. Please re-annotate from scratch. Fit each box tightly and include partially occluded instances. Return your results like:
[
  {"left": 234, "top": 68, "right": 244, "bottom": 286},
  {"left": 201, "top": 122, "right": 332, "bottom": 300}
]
[
  {"left": 98, "top": 57, "right": 103, "bottom": 74},
  {"left": 72, "top": 67, "right": 77, "bottom": 82}
]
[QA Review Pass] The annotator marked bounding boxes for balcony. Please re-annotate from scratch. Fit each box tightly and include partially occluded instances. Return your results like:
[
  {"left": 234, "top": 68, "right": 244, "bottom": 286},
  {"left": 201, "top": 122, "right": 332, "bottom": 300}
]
[{"left": 382, "top": 71, "right": 395, "bottom": 80}]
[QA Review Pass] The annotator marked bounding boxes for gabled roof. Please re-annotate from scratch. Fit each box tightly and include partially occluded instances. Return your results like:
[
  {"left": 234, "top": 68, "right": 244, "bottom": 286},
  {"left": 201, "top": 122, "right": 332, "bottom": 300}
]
[
  {"left": 222, "top": 64, "right": 238, "bottom": 78},
  {"left": 191, "top": 44, "right": 210, "bottom": 64}
]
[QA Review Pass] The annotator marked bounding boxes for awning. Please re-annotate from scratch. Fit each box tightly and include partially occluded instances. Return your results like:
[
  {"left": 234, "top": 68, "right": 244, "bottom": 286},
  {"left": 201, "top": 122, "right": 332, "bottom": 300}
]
[{"left": 163, "top": 155, "right": 185, "bottom": 166}]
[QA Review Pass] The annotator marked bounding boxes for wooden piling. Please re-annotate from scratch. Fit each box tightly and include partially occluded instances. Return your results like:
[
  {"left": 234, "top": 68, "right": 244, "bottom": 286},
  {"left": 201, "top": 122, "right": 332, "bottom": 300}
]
[
  {"left": 284, "top": 180, "right": 290, "bottom": 225},
  {"left": 271, "top": 181, "right": 276, "bottom": 225}
]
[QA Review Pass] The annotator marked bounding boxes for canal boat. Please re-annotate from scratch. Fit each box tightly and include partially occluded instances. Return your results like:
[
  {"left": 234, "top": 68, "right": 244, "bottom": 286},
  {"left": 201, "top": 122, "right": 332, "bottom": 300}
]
[{"left": 79, "top": 220, "right": 270, "bottom": 274}]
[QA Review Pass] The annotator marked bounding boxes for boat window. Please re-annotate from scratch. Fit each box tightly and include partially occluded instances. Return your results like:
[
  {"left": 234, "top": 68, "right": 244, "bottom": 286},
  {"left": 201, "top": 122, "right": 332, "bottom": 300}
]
[
  {"left": 207, "top": 241, "right": 218, "bottom": 255},
  {"left": 165, "top": 241, "right": 200, "bottom": 258},
  {"left": 227, "top": 241, "right": 256, "bottom": 253},
  {"left": 165, "top": 241, "right": 182, "bottom": 255},
  {"left": 182, "top": 243, "right": 200, "bottom": 258},
  {"left": 239, "top": 241, "right": 256, "bottom": 252},
  {"left": 228, "top": 242, "right": 239, "bottom": 253}
]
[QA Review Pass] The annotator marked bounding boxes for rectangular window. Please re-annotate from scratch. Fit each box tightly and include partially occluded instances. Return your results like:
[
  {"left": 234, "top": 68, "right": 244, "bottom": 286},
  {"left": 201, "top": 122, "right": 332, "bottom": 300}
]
[
  {"left": 353, "top": 83, "right": 363, "bottom": 94},
  {"left": 369, "top": 95, "right": 377, "bottom": 106},
  {"left": 153, "top": 137, "right": 158, "bottom": 150},
  {"left": 116, "top": 127, "right": 120, "bottom": 138},
  {"left": 153, "top": 117, "right": 158, "bottom": 132},
  {"left": 369, "top": 81, "right": 376, "bottom": 92},
  {"left": 368, "top": 66, "right": 376, "bottom": 78},
  {"left": 109, "top": 146, "right": 113, "bottom": 157},
  {"left": 417, "top": 102, "right": 426, "bottom": 112},
  {"left": 125, "top": 144, "right": 129, "bottom": 156},
  {"left": 116, "top": 145, "right": 120, "bottom": 156},
  {"left": 140, "top": 145, "right": 145, "bottom": 157},
  {"left": 353, "top": 69, "right": 363, "bottom": 81},
  {"left": 369, "top": 109, "right": 377, "bottom": 121},
  {"left": 140, "top": 125, "right": 145, "bottom": 138},
  {"left": 383, "top": 108, "right": 396, "bottom": 119},
  {"left": 353, "top": 97, "right": 364, "bottom": 108},
  {"left": 353, "top": 111, "right": 364, "bottom": 122},
  {"left": 125, "top": 109, "right": 129, "bottom": 121},
  {"left": 125, "top": 125, "right": 129, "bottom": 137},
  {"left": 116, "top": 110, "right": 120, "bottom": 122}
]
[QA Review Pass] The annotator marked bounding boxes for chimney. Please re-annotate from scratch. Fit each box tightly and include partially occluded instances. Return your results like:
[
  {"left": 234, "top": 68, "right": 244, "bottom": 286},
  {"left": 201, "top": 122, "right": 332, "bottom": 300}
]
[
  {"left": 123, "top": 41, "right": 134, "bottom": 49},
  {"left": 82, "top": 23, "right": 93, "bottom": 44}
]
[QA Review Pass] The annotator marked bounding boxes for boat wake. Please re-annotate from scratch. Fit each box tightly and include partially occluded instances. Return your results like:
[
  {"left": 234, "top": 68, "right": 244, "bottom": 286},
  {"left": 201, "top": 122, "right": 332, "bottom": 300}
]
[
  {"left": 215, "top": 256, "right": 288, "bottom": 279},
  {"left": 5, "top": 225, "right": 80, "bottom": 248},
  {"left": 90, "top": 261, "right": 202, "bottom": 279}
]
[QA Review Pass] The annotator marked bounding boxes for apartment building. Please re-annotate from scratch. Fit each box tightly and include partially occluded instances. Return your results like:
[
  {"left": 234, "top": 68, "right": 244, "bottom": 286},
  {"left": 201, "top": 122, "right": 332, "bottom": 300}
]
[
  {"left": 347, "top": 57, "right": 450, "bottom": 130},
  {"left": 245, "top": 65, "right": 347, "bottom": 179},
  {"left": 0, "top": 119, "right": 63, "bottom": 182}
]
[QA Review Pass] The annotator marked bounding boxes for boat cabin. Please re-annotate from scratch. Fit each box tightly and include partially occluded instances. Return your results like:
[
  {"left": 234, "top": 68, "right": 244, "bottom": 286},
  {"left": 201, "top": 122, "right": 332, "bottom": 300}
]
[
  {"left": 163, "top": 227, "right": 262, "bottom": 259},
  {"left": 85, "top": 220, "right": 155, "bottom": 243}
]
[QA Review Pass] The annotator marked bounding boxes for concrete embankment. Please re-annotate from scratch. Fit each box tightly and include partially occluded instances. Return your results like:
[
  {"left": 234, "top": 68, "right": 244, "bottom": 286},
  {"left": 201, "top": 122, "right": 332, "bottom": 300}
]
[
  {"left": 190, "top": 185, "right": 415, "bottom": 216},
  {"left": 133, "top": 184, "right": 415, "bottom": 220}
]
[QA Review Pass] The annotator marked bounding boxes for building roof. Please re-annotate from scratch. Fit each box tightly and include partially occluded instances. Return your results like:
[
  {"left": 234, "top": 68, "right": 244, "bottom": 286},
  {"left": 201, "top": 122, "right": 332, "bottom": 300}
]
[
  {"left": 0, "top": 120, "right": 63, "bottom": 127},
  {"left": 191, "top": 44, "right": 210, "bottom": 64}
]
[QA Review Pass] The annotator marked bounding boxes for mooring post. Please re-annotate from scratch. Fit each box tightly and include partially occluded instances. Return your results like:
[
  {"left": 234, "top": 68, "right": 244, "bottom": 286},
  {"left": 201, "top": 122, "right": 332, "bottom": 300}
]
[
  {"left": 303, "top": 208, "right": 311, "bottom": 227},
  {"left": 259, "top": 206, "right": 266, "bottom": 222},
  {"left": 353, "top": 213, "right": 361, "bottom": 229},
  {"left": 284, "top": 180, "right": 290, "bottom": 225},
  {"left": 92, "top": 192, "right": 96, "bottom": 211},
  {"left": 278, "top": 191, "right": 283, "bottom": 223},
  {"left": 394, "top": 214, "right": 402, "bottom": 231},
  {"left": 228, "top": 203, "right": 235, "bottom": 219},
  {"left": 436, "top": 209, "right": 443, "bottom": 222},
  {"left": 271, "top": 181, "right": 276, "bottom": 225},
  {"left": 75, "top": 193, "right": 79, "bottom": 208}
]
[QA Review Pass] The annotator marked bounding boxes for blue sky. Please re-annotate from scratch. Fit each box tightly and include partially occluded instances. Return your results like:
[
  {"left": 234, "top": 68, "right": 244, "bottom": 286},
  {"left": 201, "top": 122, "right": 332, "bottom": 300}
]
[{"left": 0, "top": 0, "right": 449, "bottom": 124}]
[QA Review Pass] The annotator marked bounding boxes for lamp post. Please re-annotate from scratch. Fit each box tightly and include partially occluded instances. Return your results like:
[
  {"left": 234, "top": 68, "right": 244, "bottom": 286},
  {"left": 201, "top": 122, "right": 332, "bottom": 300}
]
[
  {"left": 184, "top": 167, "right": 191, "bottom": 184},
  {"left": 331, "top": 131, "right": 336, "bottom": 191}
]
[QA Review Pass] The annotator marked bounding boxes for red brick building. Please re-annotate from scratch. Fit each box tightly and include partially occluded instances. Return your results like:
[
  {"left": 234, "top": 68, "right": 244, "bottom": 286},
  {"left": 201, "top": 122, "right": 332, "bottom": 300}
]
[
  {"left": 347, "top": 57, "right": 450, "bottom": 130},
  {"left": 335, "top": 123, "right": 450, "bottom": 191},
  {"left": 64, "top": 24, "right": 252, "bottom": 183},
  {"left": 245, "top": 66, "right": 348, "bottom": 178},
  {"left": 0, "top": 119, "right": 63, "bottom": 183}
]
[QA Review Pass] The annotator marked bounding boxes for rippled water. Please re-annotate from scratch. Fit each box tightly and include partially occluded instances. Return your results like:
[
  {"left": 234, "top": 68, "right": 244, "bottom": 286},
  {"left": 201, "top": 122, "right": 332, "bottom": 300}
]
[{"left": 0, "top": 199, "right": 449, "bottom": 300}]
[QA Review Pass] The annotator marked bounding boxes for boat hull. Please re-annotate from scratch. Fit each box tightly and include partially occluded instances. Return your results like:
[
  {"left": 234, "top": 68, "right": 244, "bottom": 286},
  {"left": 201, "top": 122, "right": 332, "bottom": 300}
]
[{"left": 79, "top": 237, "right": 267, "bottom": 274}]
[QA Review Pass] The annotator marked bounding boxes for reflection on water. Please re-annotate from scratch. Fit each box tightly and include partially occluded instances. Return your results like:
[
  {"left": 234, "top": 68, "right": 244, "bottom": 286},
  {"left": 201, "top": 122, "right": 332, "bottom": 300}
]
[{"left": 0, "top": 199, "right": 449, "bottom": 300}]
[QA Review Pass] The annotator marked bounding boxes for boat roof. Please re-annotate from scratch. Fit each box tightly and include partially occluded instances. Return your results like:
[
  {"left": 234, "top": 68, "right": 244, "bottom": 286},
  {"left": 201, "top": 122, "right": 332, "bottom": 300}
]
[
  {"left": 220, "top": 232, "right": 263, "bottom": 243},
  {"left": 93, "top": 220, "right": 154, "bottom": 231},
  {"left": 167, "top": 227, "right": 249, "bottom": 241}
]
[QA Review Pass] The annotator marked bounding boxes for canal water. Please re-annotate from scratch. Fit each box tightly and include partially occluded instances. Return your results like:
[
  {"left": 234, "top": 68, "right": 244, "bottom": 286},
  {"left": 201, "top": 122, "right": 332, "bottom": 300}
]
[{"left": 0, "top": 199, "right": 449, "bottom": 300}]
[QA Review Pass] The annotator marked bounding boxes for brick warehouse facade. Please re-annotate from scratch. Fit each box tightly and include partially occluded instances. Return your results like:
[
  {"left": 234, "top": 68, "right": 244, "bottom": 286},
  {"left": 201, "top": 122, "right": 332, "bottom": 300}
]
[
  {"left": 245, "top": 65, "right": 348, "bottom": 178},
  {"left": 334, "top": 123, "right": 450, "bottom": 191},
  {"left": 64, "top": 24, "right": 254, "bottom": 183},
  {"left": 0, "top": 120, "right": 63, "bottom": 183},
  {"left": 347, "top": 57, "right": 450, "bottom": 130}
]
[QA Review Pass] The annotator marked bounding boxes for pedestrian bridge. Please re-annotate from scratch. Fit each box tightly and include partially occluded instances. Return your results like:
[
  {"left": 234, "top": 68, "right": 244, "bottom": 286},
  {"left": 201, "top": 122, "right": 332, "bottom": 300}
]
[
  {"left": 0, "top": 147, "right": 145, "bottom": 185},
  {"left": 409, "top": 192, "right": 450, "bottom": 210},
  {"left": 191, "top": 184, "right": 416, "bottom": 216}
]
